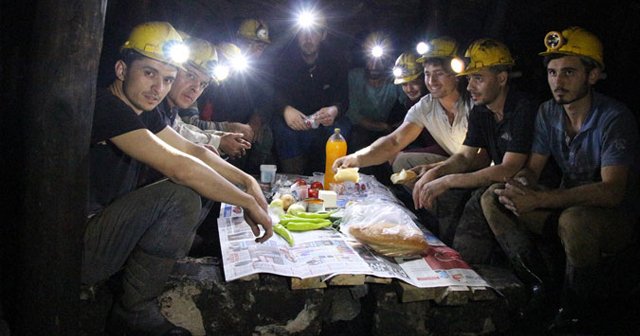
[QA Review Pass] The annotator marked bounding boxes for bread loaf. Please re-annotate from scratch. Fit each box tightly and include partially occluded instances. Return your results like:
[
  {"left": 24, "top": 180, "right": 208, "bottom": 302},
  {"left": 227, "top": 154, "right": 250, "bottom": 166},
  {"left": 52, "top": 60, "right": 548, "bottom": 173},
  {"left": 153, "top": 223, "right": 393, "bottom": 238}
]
[
  {"left": 349, "top": 221, "right": 429, "bottom": 257},
  {"left": 390, "top": 169, "right": 417, "bottom": 185}
]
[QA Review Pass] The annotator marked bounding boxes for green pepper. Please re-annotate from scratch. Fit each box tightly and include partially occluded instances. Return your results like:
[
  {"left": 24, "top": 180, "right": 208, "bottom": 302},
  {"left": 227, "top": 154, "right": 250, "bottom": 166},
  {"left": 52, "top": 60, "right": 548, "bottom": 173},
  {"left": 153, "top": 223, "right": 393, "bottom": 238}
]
[
  {"left": 285, "top": 220, "right": 333, "bottom": 231},
  {"left": 279, "top": 216, "right": 329, "bottom": 224},
  {"left": 274, "top": 223, "right": 294, "bottom": 246},
  {"left": 294, "top": 211, "right": 331, "bottom": 219}
]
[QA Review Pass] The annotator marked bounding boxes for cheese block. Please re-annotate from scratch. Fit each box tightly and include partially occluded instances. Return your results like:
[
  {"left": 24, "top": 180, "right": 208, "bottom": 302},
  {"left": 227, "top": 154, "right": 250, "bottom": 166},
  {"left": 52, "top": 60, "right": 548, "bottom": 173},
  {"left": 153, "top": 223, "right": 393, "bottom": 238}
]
[{"left": 318, "top": 190, "right": 338, "bottom": 208}]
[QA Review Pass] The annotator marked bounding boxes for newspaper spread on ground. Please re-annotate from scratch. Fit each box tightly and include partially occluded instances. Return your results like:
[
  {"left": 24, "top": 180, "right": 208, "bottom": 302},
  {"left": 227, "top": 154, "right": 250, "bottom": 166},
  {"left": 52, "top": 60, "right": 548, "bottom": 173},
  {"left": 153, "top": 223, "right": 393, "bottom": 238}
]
[{"left": 218, "top": 174, "right": 489, "bottom": 288}]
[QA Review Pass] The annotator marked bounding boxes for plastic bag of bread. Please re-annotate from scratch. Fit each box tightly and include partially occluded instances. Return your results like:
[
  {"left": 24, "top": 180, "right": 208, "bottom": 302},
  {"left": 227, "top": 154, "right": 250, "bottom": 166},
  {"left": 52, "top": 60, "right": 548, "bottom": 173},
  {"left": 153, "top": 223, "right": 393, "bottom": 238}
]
[
  {"left": 341, "top": 200, "right": 429, "bottom": 257},
  {"left": 334, "top": 167, "right": 359, "bottom": 183},
  {"left": 390, "top": 169, "right": 417, "bottom": 185}
]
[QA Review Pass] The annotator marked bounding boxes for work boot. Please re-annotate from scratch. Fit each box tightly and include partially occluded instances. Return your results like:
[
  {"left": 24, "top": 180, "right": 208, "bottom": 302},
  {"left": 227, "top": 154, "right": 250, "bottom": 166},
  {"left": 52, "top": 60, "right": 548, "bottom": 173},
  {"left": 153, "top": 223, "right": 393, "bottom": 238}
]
[
  {"left": 510, "top": 253, "right": 554, "bottom": 322},
  {"left": 548, "top": 263, "right": 599, "bottom": 334},
  {"left": 106, "top": 249, "right": 191, "bottom": 336}
]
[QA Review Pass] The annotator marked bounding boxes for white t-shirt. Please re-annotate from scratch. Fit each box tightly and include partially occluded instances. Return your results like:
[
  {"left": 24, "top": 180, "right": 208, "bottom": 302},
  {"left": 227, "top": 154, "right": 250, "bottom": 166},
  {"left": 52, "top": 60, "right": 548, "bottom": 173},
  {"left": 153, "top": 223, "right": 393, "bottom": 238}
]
[{"left": 404, "top": 94, "right": 471, "bottom": 155}]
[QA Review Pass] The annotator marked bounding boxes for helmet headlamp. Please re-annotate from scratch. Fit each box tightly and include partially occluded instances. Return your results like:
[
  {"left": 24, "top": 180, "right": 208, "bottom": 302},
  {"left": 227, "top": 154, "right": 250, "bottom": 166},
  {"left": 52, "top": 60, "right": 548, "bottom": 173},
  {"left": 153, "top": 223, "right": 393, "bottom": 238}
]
[
  {"left": 416, "top": 41, "right": 430, "bottom": 56},
  {"left": 297, "top": 10, "right": 318, "bottom": 30},
  {"left": 544, "top": 31, "right": 565, "bottom": 51},
  {"left": 371, "top": 45, "right": 384, "bottom": 58},
  {"left": 164, "top": 40, "right": 190, "bottom": 65},
  {"left": 450, "top": 57, "right": 465, "bottom": 74}
]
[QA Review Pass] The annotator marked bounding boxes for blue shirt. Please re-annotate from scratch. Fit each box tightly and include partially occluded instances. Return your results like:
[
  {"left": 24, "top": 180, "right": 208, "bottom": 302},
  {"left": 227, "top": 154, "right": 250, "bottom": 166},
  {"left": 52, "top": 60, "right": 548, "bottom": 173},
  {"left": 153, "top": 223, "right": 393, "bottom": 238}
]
[
  {"left": 532, "top": 93, "right": 639, "bottom": 190},
  {"left": 346, "top": 68, "right": 405, "bottom": 124}
]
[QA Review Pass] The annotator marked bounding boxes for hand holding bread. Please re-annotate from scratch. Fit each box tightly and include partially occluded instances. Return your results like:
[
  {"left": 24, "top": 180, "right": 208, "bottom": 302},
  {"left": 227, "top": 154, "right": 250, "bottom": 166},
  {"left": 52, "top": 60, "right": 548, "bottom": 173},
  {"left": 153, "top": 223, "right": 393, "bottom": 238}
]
[
  {"left": 390, "top": 169, "right": 418, "bottom": 185},
  {"left": 334, "top": 167, "right": 360, "bottom": 183}
]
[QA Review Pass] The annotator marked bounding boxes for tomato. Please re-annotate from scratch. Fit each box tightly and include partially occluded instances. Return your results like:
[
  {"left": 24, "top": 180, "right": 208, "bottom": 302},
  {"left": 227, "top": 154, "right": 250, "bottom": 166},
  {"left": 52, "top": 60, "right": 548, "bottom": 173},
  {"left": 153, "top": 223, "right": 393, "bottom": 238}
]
[
  {"left": 310, "top": 181, "right": 323, "bottom": 190},
  {"left": 308, "top": 188, "right": 319, "bottom": 198},
  {"left": 294, "top": 178, "right": 307, "bottom": 185}
]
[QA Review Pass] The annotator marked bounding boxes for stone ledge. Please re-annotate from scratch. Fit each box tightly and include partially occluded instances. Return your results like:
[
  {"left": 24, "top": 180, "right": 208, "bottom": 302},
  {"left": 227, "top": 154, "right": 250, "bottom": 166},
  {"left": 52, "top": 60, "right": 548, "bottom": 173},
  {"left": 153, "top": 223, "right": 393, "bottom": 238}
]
[{"left": 159, "top": 259, "right": 526, "bottom": 335}]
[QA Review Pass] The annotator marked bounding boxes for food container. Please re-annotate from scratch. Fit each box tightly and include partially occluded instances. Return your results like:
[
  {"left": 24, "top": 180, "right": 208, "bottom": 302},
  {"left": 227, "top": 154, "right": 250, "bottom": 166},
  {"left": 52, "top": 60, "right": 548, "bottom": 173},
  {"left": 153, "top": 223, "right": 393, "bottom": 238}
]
[
  {"left": 260, "top": 164, "right": 277, "bottom": 184},
  {"left": 305, "top": 198, "right": 324, "bottom": 212}
]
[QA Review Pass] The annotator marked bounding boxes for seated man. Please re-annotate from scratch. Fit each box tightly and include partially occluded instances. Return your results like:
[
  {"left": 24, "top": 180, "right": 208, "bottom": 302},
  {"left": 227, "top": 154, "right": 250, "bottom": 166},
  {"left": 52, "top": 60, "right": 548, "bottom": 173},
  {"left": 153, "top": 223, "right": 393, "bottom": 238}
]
[
  {"left": 481, "top": 27, "right": 639, "bottom": 331},
  {"left": 410, "top": 39, "right": 538, "bottom": 263},
  {"left": 346, "top": 32, "right": 406, "bottom": 153},
  {"left": 391, "top": 38, "right": 471, "bottom": 173},
  {"left": 389, "top": 51, "right": 431, "bottom": 153},
  {"left": 84, "top": 22, "right": 272, "bottom": 335},
  {"left": 334, "top": 37, "right": 471, "bottom": 182},
  {"left": 180, "top": 42, "right": 254, "bottom": 159},
  {"left": 153, "top": 34, "right": 250, "bottom": 161},
  {"left": 189, "top": 19, "right": 275, "bottom": 173},
  {"left": 271, "top": 10, "right": 349, "bottom": 175}
]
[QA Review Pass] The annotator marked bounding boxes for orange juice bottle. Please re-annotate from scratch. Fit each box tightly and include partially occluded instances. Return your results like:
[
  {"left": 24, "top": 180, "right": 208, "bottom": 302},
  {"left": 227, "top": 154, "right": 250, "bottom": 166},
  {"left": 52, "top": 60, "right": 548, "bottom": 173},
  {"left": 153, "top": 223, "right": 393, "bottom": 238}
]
[{"left": 324, "top": 128, "right": 347, "bottom": 190}]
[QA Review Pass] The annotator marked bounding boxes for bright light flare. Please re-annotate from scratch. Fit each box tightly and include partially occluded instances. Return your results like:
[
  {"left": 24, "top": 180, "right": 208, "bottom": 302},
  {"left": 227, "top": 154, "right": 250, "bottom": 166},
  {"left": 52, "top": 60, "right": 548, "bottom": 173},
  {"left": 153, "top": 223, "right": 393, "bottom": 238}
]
[
  {"left": 166, "top": 42, "right": 190, "bottom": 64},
  {"left": 297, "top": 10, "right": 317, "bottom": 29},
  {"left": 416, "top": 41, "right": 429, "bottom": 55},
  {"left": 450, "top": 57, "right": 465, "bottom": 74},
  {"left": 371, "top": 45, "right": 384, "bottom": 58},
  {"left": 392, "top": 67, "right": 403, "bottom": 78},
  {"left": 214, "top": 65, "right": 230, "bottom": 82},
  {"left": 230, "top": 54, "right": 249, "bottom": 72}
]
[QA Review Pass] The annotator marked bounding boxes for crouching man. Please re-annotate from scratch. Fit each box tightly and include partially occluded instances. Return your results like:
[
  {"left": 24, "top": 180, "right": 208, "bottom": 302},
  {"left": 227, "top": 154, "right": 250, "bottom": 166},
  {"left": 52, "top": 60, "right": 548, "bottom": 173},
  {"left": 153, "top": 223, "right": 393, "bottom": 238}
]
[
  {"left": 481, "top": 27, "right": 639, "bottom": 331},
  {"left": 84, "top": 22, "right": 272, "bottom": 335}
]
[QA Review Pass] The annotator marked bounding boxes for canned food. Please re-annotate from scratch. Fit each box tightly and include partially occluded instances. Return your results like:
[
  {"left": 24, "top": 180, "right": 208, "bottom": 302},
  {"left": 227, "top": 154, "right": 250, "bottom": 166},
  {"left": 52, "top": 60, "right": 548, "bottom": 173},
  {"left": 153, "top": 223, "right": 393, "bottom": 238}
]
[{"left": 305, "top": 198, "right": 324, "bottom": 212}]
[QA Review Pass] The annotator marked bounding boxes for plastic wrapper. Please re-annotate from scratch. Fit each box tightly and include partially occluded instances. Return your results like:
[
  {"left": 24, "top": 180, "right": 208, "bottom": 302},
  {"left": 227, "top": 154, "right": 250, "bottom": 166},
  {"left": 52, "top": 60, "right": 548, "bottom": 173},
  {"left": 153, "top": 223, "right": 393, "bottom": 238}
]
[{"left": 340, "top": 200, "right": 429, "bottom": 257}]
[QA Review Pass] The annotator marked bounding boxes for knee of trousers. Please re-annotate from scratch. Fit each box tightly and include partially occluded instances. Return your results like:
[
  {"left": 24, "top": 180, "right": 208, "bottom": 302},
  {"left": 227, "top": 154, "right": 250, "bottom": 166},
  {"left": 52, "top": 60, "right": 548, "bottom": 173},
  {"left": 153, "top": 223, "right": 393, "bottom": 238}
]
[
  {"left": 167, "top": 183, "right": 202, "bottom": 230},
  {"left": 480, "top": 183, "right": 508, "bottom": 235},
  {"left": 558, "top": 207, "right": 599, "bottom": 267},
  {"left": 140, "top": 183, "right": 202, "bottom": 258}
]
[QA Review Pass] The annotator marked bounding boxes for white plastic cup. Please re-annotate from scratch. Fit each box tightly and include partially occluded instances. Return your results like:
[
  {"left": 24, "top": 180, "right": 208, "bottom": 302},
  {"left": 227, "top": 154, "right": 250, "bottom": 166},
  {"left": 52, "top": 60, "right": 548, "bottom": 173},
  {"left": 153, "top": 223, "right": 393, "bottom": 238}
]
[{"left": 260, "top": 164, "right": 277, "bottom": 184}]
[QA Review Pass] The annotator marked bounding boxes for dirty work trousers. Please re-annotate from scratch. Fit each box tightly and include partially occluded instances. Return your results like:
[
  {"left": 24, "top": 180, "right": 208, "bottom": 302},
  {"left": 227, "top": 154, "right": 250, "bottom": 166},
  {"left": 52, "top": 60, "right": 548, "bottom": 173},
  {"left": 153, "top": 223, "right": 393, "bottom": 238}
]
[
  {"left": 481, "top": 183, "right": 637, "bottom": 269},
  {"left": 429, "top": 186, "right": 499, "bottom": 264},
  {"left": 82, "top": 180, "right": 201, "bottom": 284}
]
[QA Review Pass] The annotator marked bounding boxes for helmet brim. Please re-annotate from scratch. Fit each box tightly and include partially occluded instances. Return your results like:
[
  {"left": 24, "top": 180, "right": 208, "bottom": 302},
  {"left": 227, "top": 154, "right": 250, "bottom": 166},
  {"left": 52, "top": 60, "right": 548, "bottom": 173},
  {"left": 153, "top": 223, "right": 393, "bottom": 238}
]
[
  {"left": 538, "top": 51, "right": 604, "bottom": 69},
  {"left": 394, "top": 72, "right": 421, "bottom": 84}
]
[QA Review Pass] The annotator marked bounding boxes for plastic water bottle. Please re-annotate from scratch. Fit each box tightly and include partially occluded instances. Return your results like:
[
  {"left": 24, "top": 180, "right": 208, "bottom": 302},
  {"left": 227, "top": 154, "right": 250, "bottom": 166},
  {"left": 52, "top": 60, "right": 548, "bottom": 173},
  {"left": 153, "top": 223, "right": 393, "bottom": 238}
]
[{"left": 324, "top": 128, "right": 347, "bottom": 190}]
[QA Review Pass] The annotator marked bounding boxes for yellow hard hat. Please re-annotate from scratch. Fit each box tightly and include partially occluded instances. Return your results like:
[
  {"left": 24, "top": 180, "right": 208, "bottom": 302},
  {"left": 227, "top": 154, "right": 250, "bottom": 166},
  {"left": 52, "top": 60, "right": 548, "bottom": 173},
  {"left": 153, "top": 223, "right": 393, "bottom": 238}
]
[
  {"left": 457, "top": 38, "right": 514, "bottom": 76},
  {"left": 237, "top": 19, "right": 271, "bottom": 44},
  {"left": 212, "top": 42, "right": 245, "bottom": 82},
  {"left": 539, "top": 26, "right": 604, "bottom": 69},
  {"left": 184, "top": 37, "right": 218, "bottom": 80},
  {"left": 416, "top": 37, "right": 459, "bottom": 63},
  {"left": 120, "top": 21, "right": 189, "bottom": 68},
  {"left": 216, "top": 42, "right": 242, "bottom": 63},
  {"left": 393, "top": 52, "right": 422, "bottom": 84}
]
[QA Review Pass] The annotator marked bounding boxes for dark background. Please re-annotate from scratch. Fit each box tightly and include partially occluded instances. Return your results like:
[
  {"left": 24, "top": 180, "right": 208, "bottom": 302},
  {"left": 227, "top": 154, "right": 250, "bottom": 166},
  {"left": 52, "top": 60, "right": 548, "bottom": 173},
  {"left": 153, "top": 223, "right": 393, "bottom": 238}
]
[{"left": 1, "top": 0, "right": 639, "bottom": 333}]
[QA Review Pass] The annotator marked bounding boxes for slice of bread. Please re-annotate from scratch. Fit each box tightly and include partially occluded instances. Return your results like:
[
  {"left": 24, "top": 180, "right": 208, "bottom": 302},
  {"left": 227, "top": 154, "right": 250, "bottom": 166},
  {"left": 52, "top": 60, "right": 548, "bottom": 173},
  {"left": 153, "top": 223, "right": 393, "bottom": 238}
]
[{"left": 390, "top": 169, "right": 417, "bottom": 185}]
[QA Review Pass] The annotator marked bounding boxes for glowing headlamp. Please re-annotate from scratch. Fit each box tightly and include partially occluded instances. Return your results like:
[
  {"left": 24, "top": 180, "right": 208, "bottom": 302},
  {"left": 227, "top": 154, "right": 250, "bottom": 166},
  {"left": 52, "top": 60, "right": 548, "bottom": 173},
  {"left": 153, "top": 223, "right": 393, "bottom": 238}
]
[
  {"left": 229, "top": 54, "right": 248, "bottom": 72},
  {"left": 371, "top": 45, "right": 384, "bottom": 58},
  {"left": 416, "top": 41, "right": 430, "bottom": 55},
  {"left": 213, "top": 65, "right": 231, "bottom": 82},
  {"left": 392, "top": 66, "right": 404, "bottom": 78},
  {"left": 163, "top": 40, "right": 190, "bottom": 64},
  {"left": 212, "top": 54, "right": 249, "bottom": 82},
  {"left": 450, "top": 57, "right": 465, "bottom": 74},
  {"left": 297, "top": 10, "right": 318, "bottom": 29}
]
